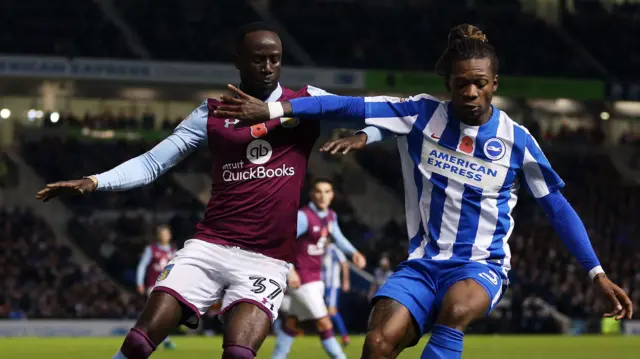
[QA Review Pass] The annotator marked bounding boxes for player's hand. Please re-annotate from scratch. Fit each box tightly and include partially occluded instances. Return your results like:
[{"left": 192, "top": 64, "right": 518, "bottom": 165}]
[
  {"left": 352, "top": 251, "right": 366, "bottom": 269},
  {"left": 36, "top": 178, "right": 97, "bottom": 202},
  {"left": 137, "top": 285, "right": 145, "bottom": 296},
  {"left": 215, "top": 84, "right": 282, "bottom": 125},
  {"left": 594, "top": 273, "right": 633, "bottom": 320},
  {"left": 342, "top": 281, "right": 351, "bottom": 292},
  {"left": 320, "top": 133, "right": 368, "bottom": 155},
  {"left": 288, "top": 268, "right": 301, "bottom": 289}
]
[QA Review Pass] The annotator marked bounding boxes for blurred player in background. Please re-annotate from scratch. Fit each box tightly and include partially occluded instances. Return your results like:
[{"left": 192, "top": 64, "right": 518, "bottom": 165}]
[
  {"left": 36, "top": 22, "right": 382, "bottom": 359},
  {"left": 322, "top": 243, "right": 351, "bottom": 346},
  {"left": 272, "top": 178, "right": 366, "bottom": 359},
  {"left": 368, "top": 255, "right": 393, "bottom": 302},
  {"left": 135, "top": 225, "right": 177, "bottom": 350},
  {"left": 215, "top": 23, "right": 633, "bottom": 359}
]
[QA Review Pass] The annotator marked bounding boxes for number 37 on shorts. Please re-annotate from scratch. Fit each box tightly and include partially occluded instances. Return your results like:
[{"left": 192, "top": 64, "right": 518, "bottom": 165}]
[{"left": 249, "top": 276, "right": 284, "bottom": 311}]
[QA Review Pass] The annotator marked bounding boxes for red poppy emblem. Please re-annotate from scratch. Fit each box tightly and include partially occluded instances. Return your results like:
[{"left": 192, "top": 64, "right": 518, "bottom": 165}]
[{"left": 460, "top": 136, "right": 474, "bottom": 154}]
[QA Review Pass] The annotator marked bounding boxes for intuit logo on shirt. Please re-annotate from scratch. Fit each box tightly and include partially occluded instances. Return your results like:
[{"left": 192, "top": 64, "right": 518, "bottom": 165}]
[{"left": 421, "top": 141, "right": 508, "bottom": 190}]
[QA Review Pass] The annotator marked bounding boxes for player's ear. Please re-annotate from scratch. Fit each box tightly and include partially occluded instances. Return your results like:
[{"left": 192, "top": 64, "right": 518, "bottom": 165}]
[{"left": 492, "top": 74, "right": 499, "bottom": 93}]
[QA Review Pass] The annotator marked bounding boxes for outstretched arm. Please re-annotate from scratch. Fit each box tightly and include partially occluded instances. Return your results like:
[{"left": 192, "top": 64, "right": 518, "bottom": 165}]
[
  {"left": 215, "top": 85, "right": 436, "bottom": 135},
  {"left": 94, "top": 102, "right": 208, "bottom": 190},
  {"left": 329, "top": 217, "right": 356, "bottom": 256},
  {"left": 330, "top": 216, "right": 366, "bottom": 269},
  {"left": 357, "top": 126, "right": 395, "bottom": 144},
  {"left": 522, "top": 132, "right": 632, "bottom": 320},
  {"left": 537, "top": 191, "right": 631, "bottom": 319},
  {"left": 320, "top": 126, "right": 396, "bottom": 155},
  {"left": 36, "top": 102, "right": 208, "bottom": 201},
  {"left": 537, "top": 191, "right": 601, "bottom": 277}
]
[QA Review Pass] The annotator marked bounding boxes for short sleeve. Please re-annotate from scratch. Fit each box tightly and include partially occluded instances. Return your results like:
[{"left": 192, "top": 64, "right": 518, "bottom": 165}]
[
  {"left": 520, "top": 133, "right": 565, "bottom": 198},
  {"left": 364, "top": 94, "right": 440, "bottom": 135}
]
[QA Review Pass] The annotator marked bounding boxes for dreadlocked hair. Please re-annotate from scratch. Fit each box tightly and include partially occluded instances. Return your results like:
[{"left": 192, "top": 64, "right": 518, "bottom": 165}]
[{"left": 435, "top": 24, "right": 499, "bottom": 77}]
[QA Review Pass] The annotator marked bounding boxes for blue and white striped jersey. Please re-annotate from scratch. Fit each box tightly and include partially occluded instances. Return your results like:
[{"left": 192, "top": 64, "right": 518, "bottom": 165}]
[
  {"left": 364, "top": 95, "right": 564, "bottom": 278},
  {"left": 322, "top": 243, "right": 347, "bottom": 288}
]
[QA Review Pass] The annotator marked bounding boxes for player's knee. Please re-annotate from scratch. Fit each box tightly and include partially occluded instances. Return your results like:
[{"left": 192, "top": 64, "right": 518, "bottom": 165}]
[
  {"left": 363, "top": 329, "right": 394, "bottom": 357},
  {"left": 316, "top": 316, "right": 333, "bottom": 332},
  {"left": 283, "top": 317, "right": 299, "bottom": 336},
  {"left": 222, "top": 344, "right": 256, "bottom": 359},
  {"left": 120, "top": 328, "right": 156, "bottom": 359},
  {"left": 438, "top": 303, "right": 476, "bottom": 329},
  {"left": 284, "top": 317, "right": 298, "bottom": 331}
]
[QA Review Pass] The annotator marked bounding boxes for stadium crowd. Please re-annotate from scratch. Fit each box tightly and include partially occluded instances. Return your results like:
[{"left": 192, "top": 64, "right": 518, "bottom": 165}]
[
  {"left": 1, "top": 1, "right": 638, "bottom": 78},
  {"left": 0, "top": 207, "right": 143, "bottom": 319}
]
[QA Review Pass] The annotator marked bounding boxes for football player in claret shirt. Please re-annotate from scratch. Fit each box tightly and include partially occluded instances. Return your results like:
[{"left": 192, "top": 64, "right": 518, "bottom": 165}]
[
  {"left": 36, "top": 22, "right": 383, "bottom": 359},
  {"left": 135, "top": 225, "right": 177, "bottom": 349},
  {"left": 272, "top": 178, "right": 365, "bottom": 359}
]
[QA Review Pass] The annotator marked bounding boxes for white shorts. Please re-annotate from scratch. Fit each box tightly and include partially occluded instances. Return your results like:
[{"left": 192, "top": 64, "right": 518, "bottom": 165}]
[
  {"left": 289, "top": 281, "right": 328, "bottom": 321},
  {"left": 151, "top": 239, "right": 289, "bottom": 327},
  {"left": 280, "top": 294, "right": 291, "bottom": 313}
]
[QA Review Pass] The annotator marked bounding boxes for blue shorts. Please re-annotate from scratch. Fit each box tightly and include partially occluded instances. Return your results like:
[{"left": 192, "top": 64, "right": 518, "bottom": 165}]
[
  {"left": 374, "top": 258, "right": 506, "bottom": 337},
  {"left": 324, "top": 287, "right": 340, "bottom": 308}
]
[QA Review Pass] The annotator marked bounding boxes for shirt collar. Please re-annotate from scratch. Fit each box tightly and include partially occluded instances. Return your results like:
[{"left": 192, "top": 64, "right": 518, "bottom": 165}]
[
  {"left": 309, "top": 201, "right": 329, "bottom": 218},
  {"left": 265, "top": 83, "right": 283, "bottom": 102},
  {"left": 238, "top": 83, "right": 283, "bottom": 103}
]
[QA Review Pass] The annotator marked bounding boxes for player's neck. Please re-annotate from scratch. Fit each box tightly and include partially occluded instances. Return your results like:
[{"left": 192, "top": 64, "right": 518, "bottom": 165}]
[
  {"left": 456, "top": 106, "right": 493, "bottom": 127},
  {"left": 310, "top": 202, "right": 329, "bottom": 214},
  {"left": 239, "top": 83, "right": 277, "bottom": 101}
]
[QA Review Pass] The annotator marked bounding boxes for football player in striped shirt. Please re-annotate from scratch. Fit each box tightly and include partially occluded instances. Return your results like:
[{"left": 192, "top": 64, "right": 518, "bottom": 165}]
[
  {"left": 215, "top": 24, "right": 633, "bottom": 359},
  {"left": 322, "top": 243, "right": 351, "bottom": 346}
]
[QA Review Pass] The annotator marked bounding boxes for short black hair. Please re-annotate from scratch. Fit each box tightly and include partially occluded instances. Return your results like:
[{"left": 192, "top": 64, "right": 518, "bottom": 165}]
[
  {"left": 311, "top": 177, "right": 333, "bottom": 188},
  {"left": 235, "top": 22, "right": 279, "bottom": 53},
  {"left": 435, "top": 24, "right": 499, "bottom": 77}
]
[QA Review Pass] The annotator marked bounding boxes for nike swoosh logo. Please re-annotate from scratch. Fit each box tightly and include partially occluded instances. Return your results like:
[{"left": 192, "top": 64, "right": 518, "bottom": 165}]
[{"left": 431, "top": 133, "right": 440, "bottom": 140}]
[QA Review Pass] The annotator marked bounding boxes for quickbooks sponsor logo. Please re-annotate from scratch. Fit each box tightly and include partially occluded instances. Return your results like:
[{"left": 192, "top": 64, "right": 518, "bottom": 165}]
[
  {"left": 247, "top": 139, "right": 272, "bottom": 165},
  {"left": 221, "top": 139, "right": 295, "bottom": 182},
  {"left": 222, "top": 164, "right": 295, "bottom": 182}
]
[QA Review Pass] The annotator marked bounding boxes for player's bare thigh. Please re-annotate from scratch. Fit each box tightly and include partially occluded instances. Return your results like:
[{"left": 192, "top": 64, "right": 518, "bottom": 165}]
[
  {"left": 362, "top": 297, "right": 420, "bottom": 359},
  {"left": 435, "top": 278, "right": 491, "bottom": 331},
  {"left": 223, "top": 302, "right": 272, "bottom": 353},
  {"left": 133, "top": 292, "right": 184, "bottom": 345},
  {"left": 219, "top": 246, "right": 290, "bottom": 353}
]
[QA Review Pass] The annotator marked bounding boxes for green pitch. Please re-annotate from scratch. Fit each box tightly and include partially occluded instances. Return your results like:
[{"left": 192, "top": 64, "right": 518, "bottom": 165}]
[{"left": 1, "top": 335, "right": 639, "bottom": 358}]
